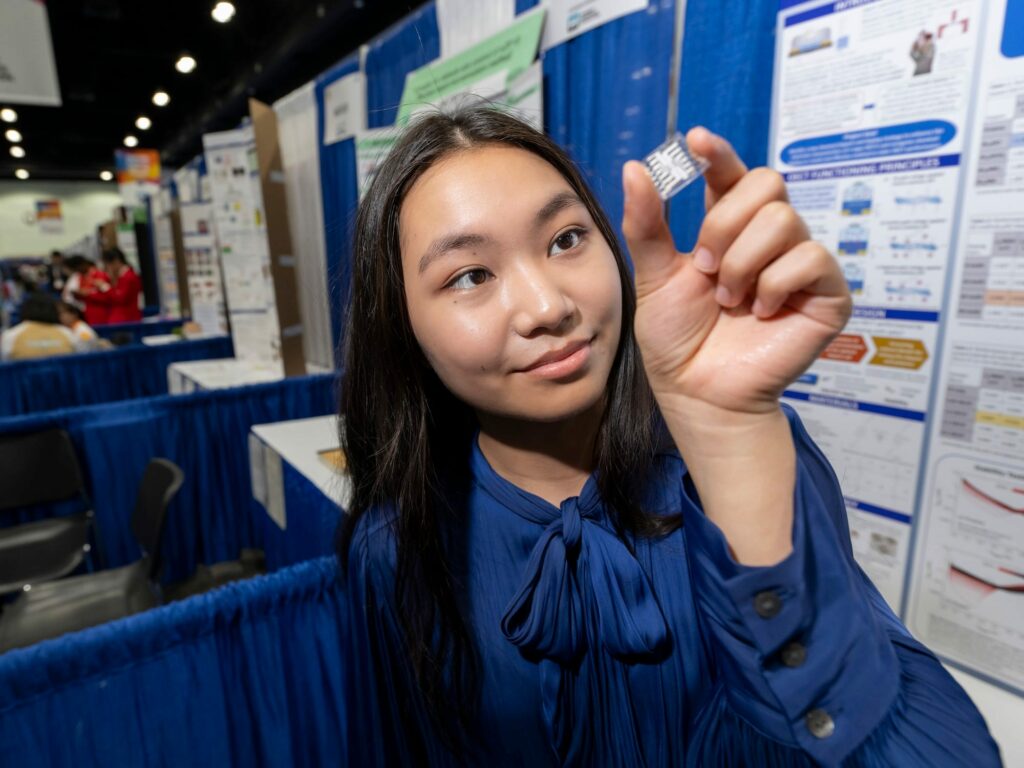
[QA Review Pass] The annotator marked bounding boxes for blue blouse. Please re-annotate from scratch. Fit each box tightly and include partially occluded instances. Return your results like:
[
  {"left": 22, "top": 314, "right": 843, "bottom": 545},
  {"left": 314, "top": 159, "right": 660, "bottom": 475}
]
[{"left": 345, "top": 406, "right": 1002, "bottom": 766}]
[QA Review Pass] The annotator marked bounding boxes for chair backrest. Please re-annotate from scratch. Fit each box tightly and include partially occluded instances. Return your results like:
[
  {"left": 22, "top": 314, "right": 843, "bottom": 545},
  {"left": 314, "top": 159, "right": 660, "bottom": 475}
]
[
  {"left": 0, "top": 429, "right": 86, "bottom": 511},
  {"left": 131, "top": 458, "right": 184, "bottom": 582}
]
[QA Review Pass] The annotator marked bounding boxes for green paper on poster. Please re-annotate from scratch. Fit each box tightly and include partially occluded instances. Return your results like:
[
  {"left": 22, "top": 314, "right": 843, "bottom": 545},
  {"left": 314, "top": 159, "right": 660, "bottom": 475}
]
[{"left": 396, "top": 8, "right": 544, "bottom": 125}]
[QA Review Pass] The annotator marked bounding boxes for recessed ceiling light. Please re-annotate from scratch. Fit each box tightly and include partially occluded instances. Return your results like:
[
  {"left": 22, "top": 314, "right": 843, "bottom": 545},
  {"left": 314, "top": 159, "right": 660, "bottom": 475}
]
[
  {"left": 211, "top": 2, "right": 236, "bottom": 23},
  {"left": 135, "top": 116, "right": 152, "bottom": 130},
  {"left": 100, "top": 170, "right": 114, "bottom": 181},
  {"left": 152, "top": 90, "right": 170, "bottom": 107},
  {"left": 9, "top": 145, "right": 25, "bottom": 158},
  {"left": 15, "top": 168, "right": 29, "bottom": 180},
  {"left": 175, "top": 54, "right": 197, "bottom": 74},
  {"left": 0, "top": 108, "right": 16, "bottom": 123},
  {"left": 5, "top": 128, "right": 22, "bottom": 143},
  {"left": 124, "top": 135, "right": 139, "bottom": 148}
]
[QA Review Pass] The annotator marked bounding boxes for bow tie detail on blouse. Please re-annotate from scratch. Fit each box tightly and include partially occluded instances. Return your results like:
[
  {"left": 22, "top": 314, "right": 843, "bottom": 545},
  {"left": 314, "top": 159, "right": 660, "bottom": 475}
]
[{"left": 471, "top": 445, "right": 669, "bottom": 665}]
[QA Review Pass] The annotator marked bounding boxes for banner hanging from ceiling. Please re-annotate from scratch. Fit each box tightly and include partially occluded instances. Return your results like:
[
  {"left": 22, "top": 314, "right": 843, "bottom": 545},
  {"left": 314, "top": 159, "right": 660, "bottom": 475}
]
[
  {"left": 115, "top": 148, "right": 162, "bottom": 208},
  {"left": 0, "top": 0, "right": 62, "bottom": 106}
]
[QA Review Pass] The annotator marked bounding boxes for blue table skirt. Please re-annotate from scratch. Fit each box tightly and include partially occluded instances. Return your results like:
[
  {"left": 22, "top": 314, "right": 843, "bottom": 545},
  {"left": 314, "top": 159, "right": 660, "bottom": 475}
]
[
  {"left": 95, "top": 317, "right": 185, "bottom": 344},
  {"left": 0, "top": 557, "right": 348, "bottom": 767},
  {"left": 0, "top": 336, "right": 233, "bottom": 417},
  {"left": 259, "top": 461, "right": 344, "bottom": 571}
]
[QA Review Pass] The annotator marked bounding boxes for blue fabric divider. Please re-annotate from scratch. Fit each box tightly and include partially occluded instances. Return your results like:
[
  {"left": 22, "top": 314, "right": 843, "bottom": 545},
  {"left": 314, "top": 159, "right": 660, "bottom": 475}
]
[
  {"left": 363, "top": 3, "right": 440, "bottom": 129},
  {"left": 667, "top": 0, "right": 778, "bottom": 250},
  {"left": 94, "top": 317, "right": 185, "bottom": 344},
  {"left": 315, "top": 53, "right": 361, "bottom": 359},
  {"left": 524, "top": 0, "right": 677, "bottom": 250},
  {"left": 0, "top": 374, "right": 338, "bottom": 583},
  {"left": 0, "top": 335, "right": 233, "bottom": 418},
  {"left": 260, "top": 461, "right": 343, "bottom": 571},
  {"left": 0, "top": 557, "right": 347, "bottom": 768}
]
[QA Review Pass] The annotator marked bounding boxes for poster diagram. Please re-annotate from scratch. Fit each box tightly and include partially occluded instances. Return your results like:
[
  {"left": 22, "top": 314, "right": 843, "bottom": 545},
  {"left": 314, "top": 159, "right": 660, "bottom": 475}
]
[{"left": 771, "top": 0, "right": 982, "bottom": 610}]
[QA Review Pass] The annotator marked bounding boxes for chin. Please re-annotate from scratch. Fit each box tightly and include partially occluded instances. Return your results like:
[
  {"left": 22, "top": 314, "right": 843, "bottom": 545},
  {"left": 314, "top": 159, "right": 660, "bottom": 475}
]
[{"left": 491, "top": 375, "right": 609, "bottom": 424}]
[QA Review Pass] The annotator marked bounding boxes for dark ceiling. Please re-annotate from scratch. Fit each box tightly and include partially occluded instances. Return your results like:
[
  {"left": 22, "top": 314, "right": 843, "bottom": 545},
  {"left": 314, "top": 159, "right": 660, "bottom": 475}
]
[{"left": 0, "top": 0, "right": 423, "bottom": 181}]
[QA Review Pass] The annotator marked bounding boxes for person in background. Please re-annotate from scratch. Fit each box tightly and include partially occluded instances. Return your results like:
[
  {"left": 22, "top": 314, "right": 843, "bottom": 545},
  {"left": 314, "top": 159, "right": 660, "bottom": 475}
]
[
  {"left": 61, "top": 255, "right": 86, "bottom": 311},
  {"left": 47, "top": 250, "right": 65, "bottom": 294},
  {"left": 70, "top": 256, "right": 113, "bottom": 326},
  {"left": 80, "top": 248, "right": 142, "bottom": 325},
  {"left": 1, "top": 292, "right": 81, "bottom": 361},
  {"left": 57, "top": 301, "right": 99, "bottom": 349}
]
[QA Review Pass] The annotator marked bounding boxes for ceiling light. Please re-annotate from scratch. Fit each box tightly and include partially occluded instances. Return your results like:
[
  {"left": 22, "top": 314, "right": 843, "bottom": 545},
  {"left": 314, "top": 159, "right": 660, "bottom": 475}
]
[
  {"left": 135, "top": 115, "right": 152, "bottom": 130},
  {"left": 100, "top": 170, "right": 114, "bottom": 181},
  {"left": 152, "top": 90, "right": 170, "bottom": 107},
  {"left": 15, "top": 169, "right": 29, "bottom": 180},
  {"left": 10, "top": 146, "right": 25, "bottom": 158},
  {"left": 175, "top": 54, "right": 197, "bottom": 74},
  {"left": 0, "top": 108, "right": 16, "bottom": 123},
  {"left": 5, "top": 128, "right": 22, "bottom": 143},
  {"left": 211, "top": 2, "right": 236, "bottom": 23},
  {"left": 124, "top": 135, "right": 139, "bottom": 148}
]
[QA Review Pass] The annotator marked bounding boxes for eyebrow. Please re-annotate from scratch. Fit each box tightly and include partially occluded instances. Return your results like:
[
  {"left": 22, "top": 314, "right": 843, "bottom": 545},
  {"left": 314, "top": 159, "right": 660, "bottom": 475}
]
[{"left": 417, "top": 191, "right": 586, "bottom": 275}]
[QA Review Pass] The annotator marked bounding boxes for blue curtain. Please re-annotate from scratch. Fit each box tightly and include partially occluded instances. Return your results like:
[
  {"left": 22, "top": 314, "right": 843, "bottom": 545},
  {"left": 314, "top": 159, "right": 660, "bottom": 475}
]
[
  {"left": 667, "top": 0, "right": 778, "bottom": 250},
  {"left": 0, "top": 557, "right": 347, "bottom": 768},
  {"left": 363, "top": 3, "right": 440, "bottom": 129},
  {"left": 260, "top": 462, "right": 343, "bottom": 571},
  {"left": 528, "top": 0, "right": 677, "bottom": 250},
  {"left": 0, "top": 374, "right": 338, "bottom": 583},
  {"left": 94, "top": 318, "right": 186, "bottom": 344},
  {"left": 0, "top": 336, "right": 233, "bottom": 418},
  {"left": 315, "top": 53, "right": 361, "bottom": 360}
]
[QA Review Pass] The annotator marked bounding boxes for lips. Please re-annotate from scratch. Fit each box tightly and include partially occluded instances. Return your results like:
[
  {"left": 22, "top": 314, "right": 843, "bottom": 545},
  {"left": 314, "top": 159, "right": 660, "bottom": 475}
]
[{"left": 521, "top": 338, "right": 590, "bottom": 371}]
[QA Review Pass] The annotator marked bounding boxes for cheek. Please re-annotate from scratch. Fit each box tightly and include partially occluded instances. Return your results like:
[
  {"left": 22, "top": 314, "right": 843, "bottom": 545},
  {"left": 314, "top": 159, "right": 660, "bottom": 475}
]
[{"left": 407, "top": 293, "right": 508, "bottom": 390}]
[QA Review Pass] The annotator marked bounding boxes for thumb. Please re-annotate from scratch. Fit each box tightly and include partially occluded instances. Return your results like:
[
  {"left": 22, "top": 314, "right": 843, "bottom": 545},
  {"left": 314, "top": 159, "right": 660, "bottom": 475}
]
[{"left": 622, "top": 160, "right": 679, "bottom": 296}]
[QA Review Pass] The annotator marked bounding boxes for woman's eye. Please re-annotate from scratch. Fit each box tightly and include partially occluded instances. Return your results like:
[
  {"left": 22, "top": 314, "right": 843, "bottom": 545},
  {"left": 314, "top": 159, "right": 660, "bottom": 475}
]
[
  {"left": 447, "top": 268, "right": 490, "bottom": 291},
  {"left": 550, "top": 228, "right": 585, "bottom": 256}
]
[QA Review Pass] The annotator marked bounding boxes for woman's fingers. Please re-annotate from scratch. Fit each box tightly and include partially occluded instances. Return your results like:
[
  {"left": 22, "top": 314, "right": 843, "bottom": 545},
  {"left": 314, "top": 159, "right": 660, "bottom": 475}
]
[
  {"left": 685, "top": 127, "right": 748, "bottom": 208},
  {"left": 714, "top": 200, "right": 810, "bottom": 308},
  {"left": 692, "top": 167, "right": 790, "bottom": 277},
  {"left": 750, "top": 240, "right": 849, "bottom": 319},
  {"left": 622, "top": 160, "right": 680, "bottom": 296}
]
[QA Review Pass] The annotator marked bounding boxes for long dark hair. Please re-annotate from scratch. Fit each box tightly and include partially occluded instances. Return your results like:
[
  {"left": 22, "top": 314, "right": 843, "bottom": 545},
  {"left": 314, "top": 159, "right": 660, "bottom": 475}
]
[{"left": 337, "top": 106, "right": 676, "bottom": 752}]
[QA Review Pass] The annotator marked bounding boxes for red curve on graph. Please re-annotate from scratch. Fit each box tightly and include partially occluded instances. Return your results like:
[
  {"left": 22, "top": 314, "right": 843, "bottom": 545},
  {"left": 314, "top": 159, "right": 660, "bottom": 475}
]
[{"left": 962, "top": 479, "right": 1024, "bottom": 515}]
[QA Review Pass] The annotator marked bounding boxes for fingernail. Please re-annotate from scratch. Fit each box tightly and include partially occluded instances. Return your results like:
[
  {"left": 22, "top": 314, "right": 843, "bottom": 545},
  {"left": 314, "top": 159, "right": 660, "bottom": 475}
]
[
  {"left": 751, "top": 298, "right": 765, "bottom": 316},
  {"left": 694, "top": 247, "right": 716, "bottom": 272},
  {"left": 715, "top": 285, "right": 732, "bottom": 306}
]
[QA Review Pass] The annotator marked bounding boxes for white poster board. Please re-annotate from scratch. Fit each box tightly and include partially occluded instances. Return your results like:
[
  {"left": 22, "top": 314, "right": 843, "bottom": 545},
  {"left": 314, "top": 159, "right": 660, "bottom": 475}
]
[
  {"left": 769, "top": 0, "right": 981, "bottom": 610},
  {"left": 905, "top": 0, "right": 1024, "bottom": 697},
  {"left": 203, "top": 126, "right": 283, "bottom": 367}
]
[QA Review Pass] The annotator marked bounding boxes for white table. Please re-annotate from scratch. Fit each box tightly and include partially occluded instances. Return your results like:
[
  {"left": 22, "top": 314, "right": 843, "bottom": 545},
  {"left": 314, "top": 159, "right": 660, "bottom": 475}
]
[
  {"left": 167, "top": 357, "right": 284, "bottom": 394},
  {"left": 142, "top": 332, "right": 227, "bottom": 347},
  {"left": 249, "top": 415, "right": 350, "bottom": 569}
]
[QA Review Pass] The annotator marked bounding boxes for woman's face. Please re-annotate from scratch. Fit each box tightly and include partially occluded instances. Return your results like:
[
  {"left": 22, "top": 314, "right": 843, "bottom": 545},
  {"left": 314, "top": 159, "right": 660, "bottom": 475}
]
[{"left": 399, "top": 145, "right": 623, "bottom": 423}]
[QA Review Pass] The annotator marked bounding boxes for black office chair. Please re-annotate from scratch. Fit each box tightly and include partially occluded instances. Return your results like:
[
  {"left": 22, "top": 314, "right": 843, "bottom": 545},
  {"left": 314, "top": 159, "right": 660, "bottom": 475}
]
[
  {"left": 0, "top": 429, "right": 95, "bottom": 596},
  {"left": 0, "top": 458, "right": 184, "bottom": 653}
]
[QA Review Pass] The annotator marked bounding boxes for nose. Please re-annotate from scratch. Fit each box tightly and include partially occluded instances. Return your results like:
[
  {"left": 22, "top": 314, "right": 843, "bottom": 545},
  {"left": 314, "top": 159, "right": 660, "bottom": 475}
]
[{"left": 507, "top": 261, "right": 576, "bottom": 337}]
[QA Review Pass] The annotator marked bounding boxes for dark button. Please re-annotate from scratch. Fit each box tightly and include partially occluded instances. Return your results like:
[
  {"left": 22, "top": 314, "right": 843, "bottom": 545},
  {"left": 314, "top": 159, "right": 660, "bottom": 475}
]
[
  {"left": 805, "top": 708, "right": 835, "bottom": 739},
  {"left": 781, "top": 641, "right": 807, "bottom": 668},
  {"left": 753, "top": 590, "right": 782, "bottom": 618}
]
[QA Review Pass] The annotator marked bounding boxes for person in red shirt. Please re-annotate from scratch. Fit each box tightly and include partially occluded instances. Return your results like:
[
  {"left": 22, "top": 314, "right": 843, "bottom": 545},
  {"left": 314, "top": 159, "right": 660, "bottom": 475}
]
[
  {"left": 67, "top": 256, "right": 111, "bottom": 326},
  {"left": 84, "top": 248, "right": 142, "bottom": 324}
]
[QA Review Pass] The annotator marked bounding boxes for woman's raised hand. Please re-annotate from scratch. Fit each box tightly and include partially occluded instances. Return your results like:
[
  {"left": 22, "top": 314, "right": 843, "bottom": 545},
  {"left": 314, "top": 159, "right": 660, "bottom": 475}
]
[{"left": 622, "top": 127, "right": 851, "bottom": 419}]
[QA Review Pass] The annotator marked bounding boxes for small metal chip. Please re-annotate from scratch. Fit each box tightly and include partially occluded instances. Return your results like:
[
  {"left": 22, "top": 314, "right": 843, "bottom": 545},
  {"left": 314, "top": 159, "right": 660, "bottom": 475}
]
[{"left": 643, "top": 132, "right": 709, "bottom": 200}]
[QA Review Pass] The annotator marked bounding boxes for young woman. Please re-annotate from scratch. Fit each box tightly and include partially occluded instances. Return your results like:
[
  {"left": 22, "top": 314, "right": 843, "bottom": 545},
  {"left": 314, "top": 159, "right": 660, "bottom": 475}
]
[{"left": 338, "top": 108, "right": 1000, "bottom": 767}]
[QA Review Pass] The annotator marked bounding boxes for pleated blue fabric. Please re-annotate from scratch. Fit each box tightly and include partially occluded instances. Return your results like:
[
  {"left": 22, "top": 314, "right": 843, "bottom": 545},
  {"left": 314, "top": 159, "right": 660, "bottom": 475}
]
[
  {"left": 345, "top": 406, "right": 1002, "bottom": 766},
  {"left": 0, "top": 335, "right": 233, "bottom": 417}
]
